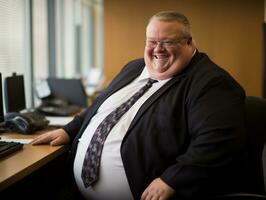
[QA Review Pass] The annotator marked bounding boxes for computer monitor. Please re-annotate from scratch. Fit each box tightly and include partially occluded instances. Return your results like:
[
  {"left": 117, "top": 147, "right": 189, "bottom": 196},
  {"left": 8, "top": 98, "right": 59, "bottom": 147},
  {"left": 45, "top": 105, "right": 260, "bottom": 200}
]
[
  {"left": 4, "top": 73, "right": 26, "bottom": 113},
  {"left": 0, "top": 73, "right": 4, "bottom": 122},
  {"left": 47, "top": 78, "right": 87, "bottom": 107}
]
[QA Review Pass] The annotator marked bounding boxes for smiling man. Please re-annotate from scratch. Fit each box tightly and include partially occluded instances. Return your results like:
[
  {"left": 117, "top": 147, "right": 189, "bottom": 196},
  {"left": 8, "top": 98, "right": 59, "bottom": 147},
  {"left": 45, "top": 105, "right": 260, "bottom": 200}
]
[
  {"left": 144, "top": 14, "right": 195, "bottom": 80},
  {"left": 32, "top": 11, "right": 246, "bottom": 200}
]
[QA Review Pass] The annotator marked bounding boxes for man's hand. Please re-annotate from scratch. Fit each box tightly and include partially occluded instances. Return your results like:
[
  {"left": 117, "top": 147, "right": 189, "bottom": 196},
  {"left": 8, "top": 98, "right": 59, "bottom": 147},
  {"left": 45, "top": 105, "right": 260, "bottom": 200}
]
[
  {"left": 31, "top": 128, "right": 70, "bottom": 146},
  {"left": 141, "top": 178, "right": 175, "bottom": 200}
]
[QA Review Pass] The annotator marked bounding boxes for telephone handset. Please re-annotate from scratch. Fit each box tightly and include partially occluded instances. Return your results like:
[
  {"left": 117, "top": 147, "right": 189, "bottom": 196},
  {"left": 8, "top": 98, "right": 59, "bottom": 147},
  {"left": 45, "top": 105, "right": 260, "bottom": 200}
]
[{"left": 4, "top": 112, "right": 49, "bottom": 134}]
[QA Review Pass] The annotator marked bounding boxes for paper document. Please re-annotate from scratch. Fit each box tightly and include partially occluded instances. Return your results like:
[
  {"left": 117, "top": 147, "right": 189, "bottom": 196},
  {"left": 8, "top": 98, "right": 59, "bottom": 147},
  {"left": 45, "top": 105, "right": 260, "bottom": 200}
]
[
  {"left": 0, "top": 138, "right": 33, "bottom": 144},
  {"left": 46, "top": 116, "right": 74, "bottom": 126}
]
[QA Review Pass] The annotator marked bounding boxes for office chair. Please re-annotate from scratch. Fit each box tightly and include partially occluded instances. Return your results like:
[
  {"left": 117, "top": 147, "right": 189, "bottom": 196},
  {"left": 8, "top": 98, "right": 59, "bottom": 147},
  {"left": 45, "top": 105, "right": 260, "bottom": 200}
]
[{"left": 213, "top": 96, "right": 266, "bottom": 200}]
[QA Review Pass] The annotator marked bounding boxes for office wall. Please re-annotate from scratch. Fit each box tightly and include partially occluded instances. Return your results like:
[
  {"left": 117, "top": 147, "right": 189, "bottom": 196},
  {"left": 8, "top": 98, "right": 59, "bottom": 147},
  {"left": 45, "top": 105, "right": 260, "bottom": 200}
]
[{"left": 104, "top": 0, "right": 264, "bottom": 96}]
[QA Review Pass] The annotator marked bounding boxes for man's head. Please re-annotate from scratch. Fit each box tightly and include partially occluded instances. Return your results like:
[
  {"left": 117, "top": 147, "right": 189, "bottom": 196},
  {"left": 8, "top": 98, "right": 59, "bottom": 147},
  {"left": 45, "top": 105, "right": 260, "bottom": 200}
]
[{"left": 144, "top": 11, "right": 196, "bottom": 80}]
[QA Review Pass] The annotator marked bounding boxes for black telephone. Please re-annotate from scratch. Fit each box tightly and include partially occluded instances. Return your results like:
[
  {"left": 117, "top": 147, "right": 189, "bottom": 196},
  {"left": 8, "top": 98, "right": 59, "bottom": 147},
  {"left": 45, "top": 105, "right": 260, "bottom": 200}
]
[{"left": 4, "top": 112, "right": 49, "bottom": 134}]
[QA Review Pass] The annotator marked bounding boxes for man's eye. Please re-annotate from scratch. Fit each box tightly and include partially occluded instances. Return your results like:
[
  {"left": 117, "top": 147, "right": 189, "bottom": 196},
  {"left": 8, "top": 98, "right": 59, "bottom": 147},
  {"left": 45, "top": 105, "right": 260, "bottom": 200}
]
[
  {"left": 148, "top": 41, "right": 156, "bottom": 45},
  {"left": 163, "top": 41, "right": 173, "bottom": 46}
]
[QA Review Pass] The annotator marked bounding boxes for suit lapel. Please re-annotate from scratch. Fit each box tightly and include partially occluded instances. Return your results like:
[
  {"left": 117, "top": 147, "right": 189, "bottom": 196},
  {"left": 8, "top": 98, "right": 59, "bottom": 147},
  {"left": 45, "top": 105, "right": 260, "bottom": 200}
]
[{"left": 127, "top": 75, "right": 186, "bottom": 132}]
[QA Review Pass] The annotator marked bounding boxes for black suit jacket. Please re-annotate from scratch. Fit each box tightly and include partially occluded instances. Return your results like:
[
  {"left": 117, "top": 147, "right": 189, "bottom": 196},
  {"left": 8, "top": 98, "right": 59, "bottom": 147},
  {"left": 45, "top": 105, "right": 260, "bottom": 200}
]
[{"left": 64, "top": 51, "right": 246, "bottom": 199}]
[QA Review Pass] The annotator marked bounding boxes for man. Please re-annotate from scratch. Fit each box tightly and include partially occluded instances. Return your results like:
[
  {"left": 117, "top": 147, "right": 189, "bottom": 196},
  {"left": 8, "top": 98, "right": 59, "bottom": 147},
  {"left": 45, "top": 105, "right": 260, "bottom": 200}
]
[{"left": 32, "top": 11, "right": 246, "bottom": 200}]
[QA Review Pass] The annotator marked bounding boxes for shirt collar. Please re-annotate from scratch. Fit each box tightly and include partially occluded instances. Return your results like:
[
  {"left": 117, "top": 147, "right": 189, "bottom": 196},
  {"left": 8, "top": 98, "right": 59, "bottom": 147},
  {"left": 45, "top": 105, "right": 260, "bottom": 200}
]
[
  {"left": 137, "top": 67, "right": 172, "bottom": 83},
  {"left": 191, "top": 48, "right": 196, "bottom": 58},
  {"left": 137, "top": 67, "right": 151, "bottom": 82}
]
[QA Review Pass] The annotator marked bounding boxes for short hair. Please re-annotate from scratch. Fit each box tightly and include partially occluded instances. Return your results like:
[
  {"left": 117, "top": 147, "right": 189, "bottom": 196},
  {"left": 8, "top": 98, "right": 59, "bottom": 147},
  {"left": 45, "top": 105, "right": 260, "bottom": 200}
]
[{"left": 149, "top": 11, "right": 191, "bottom": 37}]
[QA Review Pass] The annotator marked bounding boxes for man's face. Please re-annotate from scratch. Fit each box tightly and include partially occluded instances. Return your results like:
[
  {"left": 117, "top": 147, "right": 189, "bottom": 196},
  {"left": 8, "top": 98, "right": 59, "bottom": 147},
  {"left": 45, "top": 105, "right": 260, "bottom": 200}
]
[{"left": 144, "top": 19, "right": 193, "bottom": 80}]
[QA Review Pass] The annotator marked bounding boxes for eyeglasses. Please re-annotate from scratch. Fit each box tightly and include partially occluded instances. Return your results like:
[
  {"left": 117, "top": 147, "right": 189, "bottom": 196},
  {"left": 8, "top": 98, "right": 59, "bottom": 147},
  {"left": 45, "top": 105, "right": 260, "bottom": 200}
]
[{"left": 146, "top": 37, "right": 190, "bottom": 48}]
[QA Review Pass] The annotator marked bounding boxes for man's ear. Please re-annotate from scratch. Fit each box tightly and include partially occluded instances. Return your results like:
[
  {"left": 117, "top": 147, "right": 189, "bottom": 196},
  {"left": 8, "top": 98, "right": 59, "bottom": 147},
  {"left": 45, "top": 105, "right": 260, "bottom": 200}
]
[{"left": 187, "top": 37, "right": 192, "bottom": 45}]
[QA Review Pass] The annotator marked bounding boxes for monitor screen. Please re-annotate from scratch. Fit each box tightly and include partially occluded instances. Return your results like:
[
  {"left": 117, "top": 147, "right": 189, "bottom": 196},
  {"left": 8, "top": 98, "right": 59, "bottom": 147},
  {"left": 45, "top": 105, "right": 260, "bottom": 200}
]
[
  {"left": 0, "top": 73, "right": 4, "bottom": 122},
  {"left": 4, "top": 73, "right": 26, "bottom": 112},
  {"left": 47, "top": 78, "right": 87, "bottom": 107},
  {"left": 35, "top": 79, "right": 51, "bottom": 99}
]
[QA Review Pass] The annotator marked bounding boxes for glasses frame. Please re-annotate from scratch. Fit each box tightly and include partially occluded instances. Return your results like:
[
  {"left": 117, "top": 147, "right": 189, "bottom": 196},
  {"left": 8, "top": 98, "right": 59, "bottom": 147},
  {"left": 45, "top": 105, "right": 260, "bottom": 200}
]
[{"left": 146, "top": 37, "right": 190, "bottom": 48}]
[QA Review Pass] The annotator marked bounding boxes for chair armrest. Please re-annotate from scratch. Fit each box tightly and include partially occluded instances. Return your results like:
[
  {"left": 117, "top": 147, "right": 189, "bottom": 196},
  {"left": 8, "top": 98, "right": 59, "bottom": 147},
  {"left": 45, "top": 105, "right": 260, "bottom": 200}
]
[{"left": 210, "top": 193, "right": 266, "bottom": 200}]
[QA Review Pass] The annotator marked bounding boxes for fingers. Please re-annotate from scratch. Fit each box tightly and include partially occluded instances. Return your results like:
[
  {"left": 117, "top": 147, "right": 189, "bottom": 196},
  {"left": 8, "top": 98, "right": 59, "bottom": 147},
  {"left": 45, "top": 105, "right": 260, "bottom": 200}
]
[
  {"left": 50, "top": 136, "right": 64, "bottom": 146},
  {"left": 31, "top": 132, "right": 53, "bottom": 145},
  {"left": 141, "top": 188, "right": 148, "bottom": 200},
  {"left": 31, "top": 128, "right": 70, "bottom": 146},
  {"left": 141, "top": 178, "right": 175, "bottom": 200},
  {"left": 141, "top": 188, "right": 163, "bottom": 200}
]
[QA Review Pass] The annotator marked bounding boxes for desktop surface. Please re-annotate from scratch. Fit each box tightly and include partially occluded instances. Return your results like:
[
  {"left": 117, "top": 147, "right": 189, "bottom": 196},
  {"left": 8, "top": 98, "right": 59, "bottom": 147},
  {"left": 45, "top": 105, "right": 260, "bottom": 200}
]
[{"left": 0, "top": 131, "right": 68, "bottom": 191}]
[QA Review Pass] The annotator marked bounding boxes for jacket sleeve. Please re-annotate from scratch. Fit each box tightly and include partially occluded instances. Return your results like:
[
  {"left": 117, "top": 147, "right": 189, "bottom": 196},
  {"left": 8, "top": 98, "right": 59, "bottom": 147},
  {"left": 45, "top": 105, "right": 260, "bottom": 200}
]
[
  {"left": 160, "top": 74, "right": 246, "bottom": 198},
  {"left": 62, "top": 108, "right": 90, "bottom": 141}
]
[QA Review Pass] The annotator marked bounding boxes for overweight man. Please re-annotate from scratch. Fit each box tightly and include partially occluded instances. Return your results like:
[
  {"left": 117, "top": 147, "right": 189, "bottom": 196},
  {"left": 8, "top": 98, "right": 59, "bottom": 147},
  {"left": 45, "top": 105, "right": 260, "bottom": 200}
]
[{"left": 32, "top": 11, "right": 246, "bottom": 200}]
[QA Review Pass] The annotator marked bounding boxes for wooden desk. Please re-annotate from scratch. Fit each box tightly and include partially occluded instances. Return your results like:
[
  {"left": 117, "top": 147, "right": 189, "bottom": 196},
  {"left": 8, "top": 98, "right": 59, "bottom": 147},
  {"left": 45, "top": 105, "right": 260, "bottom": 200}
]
[{"left": 0, "top": 131, "right": 68, "bottom": 191}]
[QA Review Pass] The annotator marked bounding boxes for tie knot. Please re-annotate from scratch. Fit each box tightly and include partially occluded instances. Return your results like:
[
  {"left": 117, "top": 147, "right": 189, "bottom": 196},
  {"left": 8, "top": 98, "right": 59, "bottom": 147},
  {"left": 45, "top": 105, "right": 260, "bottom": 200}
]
[{"left": 147, "top": 78, "right": 158, "bottom": 87}]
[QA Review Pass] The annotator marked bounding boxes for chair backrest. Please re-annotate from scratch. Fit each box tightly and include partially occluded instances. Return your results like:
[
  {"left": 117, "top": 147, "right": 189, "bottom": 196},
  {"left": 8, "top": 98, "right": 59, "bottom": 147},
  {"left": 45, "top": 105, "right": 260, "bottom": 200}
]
[
  {"left": 263, "top": 139, "right": 266, "bottom": 194},
  {"left": 245, "top": 96, "right": 266, "bottom": 194}
]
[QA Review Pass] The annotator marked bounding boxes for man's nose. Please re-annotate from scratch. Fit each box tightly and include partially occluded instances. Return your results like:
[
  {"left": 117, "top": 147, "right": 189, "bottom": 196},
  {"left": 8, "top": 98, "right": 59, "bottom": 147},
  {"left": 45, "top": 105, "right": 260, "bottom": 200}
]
[{"left": 154, "top": 42, "right": 165, "bottom": 51}]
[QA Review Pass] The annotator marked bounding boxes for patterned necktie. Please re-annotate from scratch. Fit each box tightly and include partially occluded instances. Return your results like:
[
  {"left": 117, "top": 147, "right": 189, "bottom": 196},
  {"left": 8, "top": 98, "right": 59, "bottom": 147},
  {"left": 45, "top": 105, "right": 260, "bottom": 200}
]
[{"left": 81, "top": 78, "right": 157, "bottom": 188}]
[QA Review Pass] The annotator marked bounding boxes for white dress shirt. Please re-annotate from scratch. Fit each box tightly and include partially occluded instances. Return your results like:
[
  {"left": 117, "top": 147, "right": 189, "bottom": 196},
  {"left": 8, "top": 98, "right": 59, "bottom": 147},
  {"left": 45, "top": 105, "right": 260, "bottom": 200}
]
[{"left": 73, "top": 67, "right": 170, "bottom": 200}]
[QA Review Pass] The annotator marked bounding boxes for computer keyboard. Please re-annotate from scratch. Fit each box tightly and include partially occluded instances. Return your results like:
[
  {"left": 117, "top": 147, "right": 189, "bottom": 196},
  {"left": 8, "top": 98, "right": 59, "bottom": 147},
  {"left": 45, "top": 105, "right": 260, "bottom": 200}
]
[{"left": 0, "top": 141, "right": 23, "bottom": 159}]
